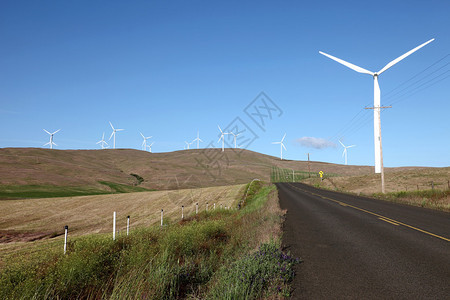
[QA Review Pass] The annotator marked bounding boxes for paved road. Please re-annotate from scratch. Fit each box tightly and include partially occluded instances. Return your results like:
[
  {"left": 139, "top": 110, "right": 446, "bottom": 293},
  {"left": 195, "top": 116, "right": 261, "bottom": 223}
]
[{"left": 277, "top": 182, "right": 450, "bottom": 299}]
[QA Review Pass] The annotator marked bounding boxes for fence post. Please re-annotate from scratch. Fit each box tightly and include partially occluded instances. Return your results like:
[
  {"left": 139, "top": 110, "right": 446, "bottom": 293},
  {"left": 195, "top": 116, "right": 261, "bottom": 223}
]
[
  {"left": 161, "top": 209, "right": 164, "bottom": 227},
  {"left": 196, "top": 203, "right": 198, "bottom": 214},
  {"left": 431, "top": 181, "right": 434, "bottom": 190},
  {"left": 127, "top": 216, "right": 130, "bottom": 236},
  {"left": 182, "top": 205, "right": 184, "bottom": 219},
  {"left": 64, "top": 225, "right": 68, "bottom": 255},
  {"left": 113, "top": 211, "right": 116, "bottom": 241},
  {"left": 206, "top": 202, "right": 208, "bottom": 211}
]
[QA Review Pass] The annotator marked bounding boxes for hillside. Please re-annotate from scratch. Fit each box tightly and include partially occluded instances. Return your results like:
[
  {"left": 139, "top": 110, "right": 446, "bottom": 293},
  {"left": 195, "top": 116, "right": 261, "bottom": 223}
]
[{"left": 0, "top": 147, "right": 433, "bottom": 198}]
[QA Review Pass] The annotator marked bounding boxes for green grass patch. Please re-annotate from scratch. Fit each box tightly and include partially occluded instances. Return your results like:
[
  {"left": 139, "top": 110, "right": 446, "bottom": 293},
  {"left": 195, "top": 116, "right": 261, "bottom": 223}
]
[
  {"left": 98, "top": 181, "right": 151, "bottom": 193},
  {"left": 270, "top": 166, "right": 338, "bottom": 183},
  {"left": 0, "top": 182, "right": 153, "bottom": 200},
  {"left": 0, "top": 182, "right": 298, "bottom": 299},
  {"left": 0, "top": 185, "right": 111, "bottom": 200}
]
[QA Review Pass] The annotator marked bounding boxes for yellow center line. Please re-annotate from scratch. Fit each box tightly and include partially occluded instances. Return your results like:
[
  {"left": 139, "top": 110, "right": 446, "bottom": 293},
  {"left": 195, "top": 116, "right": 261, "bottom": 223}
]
[
  {"left": 378, "top": 217, "right": 399, "bottom": 226},
  {"left": 287, "top": 183, "right": 450, "bottom": 242}
]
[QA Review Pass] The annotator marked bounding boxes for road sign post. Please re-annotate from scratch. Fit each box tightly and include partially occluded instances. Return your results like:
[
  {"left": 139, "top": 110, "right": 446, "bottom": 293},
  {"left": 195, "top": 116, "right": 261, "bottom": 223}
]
[{"left": 319, "top": 171, "right": 324, "bottom": 182}]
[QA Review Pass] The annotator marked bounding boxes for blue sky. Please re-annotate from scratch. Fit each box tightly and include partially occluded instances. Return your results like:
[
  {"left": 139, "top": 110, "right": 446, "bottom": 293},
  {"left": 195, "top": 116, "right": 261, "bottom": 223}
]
[{"left": 1, "top": 1, "right": 449, "bottom": 167}]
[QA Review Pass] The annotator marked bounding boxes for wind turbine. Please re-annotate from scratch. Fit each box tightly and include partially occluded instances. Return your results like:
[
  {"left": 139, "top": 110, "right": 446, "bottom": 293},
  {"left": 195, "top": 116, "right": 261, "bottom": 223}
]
[
  {"left": 192, "top": 131, "right": 203, "bottom": 149},
  {"left": 96, "top": 132, "right": 109, "bottom": 149},
  {"left": 43, "top": 129, "right": 60, "bottom": 149},
  {"left": 272, "top": 133, "right": 287, "bottom": 160},
  {"left": 339, "top": 140, "right": 356, "bottom": 165},
  {"left": 147, "top": 142, "right": 154, "bottom": 153},
  {"left": 184, "top": 141, "right": 192, "bottom": 150},
  {"left": 319, "top": 38, "right": 434, "bottom": 193},
  {"left": 229, "top": 131, "right": 241, "bottom": 149},
  {"left": 140, "top": 132, "right": 152, "bottom": 150},
  {"left": 109, "top": 121, "right": 124, "bottom": 149},
  {"left": 217, "top": 125, "right": 230, "bottom": 152}
]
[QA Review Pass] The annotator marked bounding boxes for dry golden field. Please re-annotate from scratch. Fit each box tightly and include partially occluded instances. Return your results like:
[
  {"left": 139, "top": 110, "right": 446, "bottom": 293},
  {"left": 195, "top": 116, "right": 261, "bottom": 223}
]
[{"left": 0, "top": 184, "right": 245, "bottom": 266}]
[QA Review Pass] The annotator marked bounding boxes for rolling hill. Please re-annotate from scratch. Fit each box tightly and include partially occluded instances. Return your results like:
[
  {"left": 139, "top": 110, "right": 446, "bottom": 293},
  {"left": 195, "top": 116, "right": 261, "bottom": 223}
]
[{"left": 0, "top": 147, "right": 438, "bottom": 199}]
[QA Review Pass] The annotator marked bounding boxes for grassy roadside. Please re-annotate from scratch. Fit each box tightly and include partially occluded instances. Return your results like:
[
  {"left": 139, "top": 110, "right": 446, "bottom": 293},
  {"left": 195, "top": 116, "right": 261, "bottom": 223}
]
[
  {"left": 304, "top": 177, "right": 450, "bottom": 212},
  {"left": 0, "top": 181, "right": 298, "bottom": 299}
]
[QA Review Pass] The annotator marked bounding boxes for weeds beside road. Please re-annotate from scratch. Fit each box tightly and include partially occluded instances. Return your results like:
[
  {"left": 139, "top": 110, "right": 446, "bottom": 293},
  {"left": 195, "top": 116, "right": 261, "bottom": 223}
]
[{"left": 0, "top": 181, "right": 298, "bottom": 299}]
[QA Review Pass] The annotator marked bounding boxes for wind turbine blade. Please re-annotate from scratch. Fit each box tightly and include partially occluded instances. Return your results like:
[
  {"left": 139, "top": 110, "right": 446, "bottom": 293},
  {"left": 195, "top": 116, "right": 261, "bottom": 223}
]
[
  {"left": 319, "top": 51, "right": 374, "bottom": 75},
  {"left": 109, "top": 121, "right": 115, "bottom": 130},
  {"left": 342, "top": 149, "right": 346, "bottom": 157},
  {"left": 43, "top": 129, "right": 51, "bottom": 135},
  {"left": 147, "top": 136, "right": 152, "bottom": 139},
  {"left": 272, "top": 142, "right": 280, "bottom": 144},
  {"left": 96, "top": 140, "right": 102, "bottom": 144},
  {"left": 116, "top": 129, "right": 124, "bottom": 132},
  {"left": 52, "top": 142, "right": 57, "bottom": 146},
  {"left": 339, "top": 140, "right": 345, "bottom": 147},
  {"left": 140, "top": 132, "right": 145, "bottom": 138},
  {"left": 109, "top": 132, "right": 114, "bottom": 140},
  {"left": 44, "top": 142, "right": 50, "bottom": 146},
  {"left": 218, "top": 136, "right": 222, "bottom": 143},
  {"left": 281, "top": 133, "right": 286, "bottom": 142},
  {"left": 53, "top": 129, "right": 60, "bottom": 134},
  {"left": 218, "top": 125, "right": 222, "bottom": 133},
  {"left": 378, "top": 38, "right": 435, "bottom": 75},
  {"left": 199, "top": 138, "right": 203, "bottom": 142},
  {"left": 282, "top": 144, "right": 287, "bottom": 151},
  {"left": 348, "top": 145, "right": 356, "bottom": 148}
]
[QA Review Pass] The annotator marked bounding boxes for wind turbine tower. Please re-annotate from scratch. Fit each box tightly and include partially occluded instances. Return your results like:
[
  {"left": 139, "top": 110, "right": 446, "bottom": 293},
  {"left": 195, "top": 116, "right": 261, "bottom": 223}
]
[
  {"left": 217, "top": 125, "right": 229, "bottom": 152},
  {"left": 229, "top": 131, "right": 241, "bottom": 149},
  {"left": 319, "top": 38, "right": 434, "bottom": 193},
  {"left": 109, "top": 121, "right": 124, "bottom": 149},
  {"left": 339, "top": 140, "right": 356, "bottom": 165},
  {"left": 147, "top": 142, "right": 154, "bottom": 153},
  {"left": 272, "top": 133, "right": 287, "bottom": 160},
  {"left": 43, "top": 129, "right": 60, "bottom": 149},
  {"left": 192, "top": 131, "right": 203, "bottom": 149},
  {"left": 96, "top": 132, "right": 109, "bottom": 149},
  {"left": 140, "top": 132, "right": 152, "bottom": 150}
]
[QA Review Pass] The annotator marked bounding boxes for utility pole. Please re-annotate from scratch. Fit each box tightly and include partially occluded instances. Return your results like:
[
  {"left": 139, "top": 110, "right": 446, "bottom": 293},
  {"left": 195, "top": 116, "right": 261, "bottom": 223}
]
[
  {"left": 307, "top": 153, "right": 311, "bottom": 178},
  {"left": 365, "top": 105, "right": 392, "bottom": 194}
]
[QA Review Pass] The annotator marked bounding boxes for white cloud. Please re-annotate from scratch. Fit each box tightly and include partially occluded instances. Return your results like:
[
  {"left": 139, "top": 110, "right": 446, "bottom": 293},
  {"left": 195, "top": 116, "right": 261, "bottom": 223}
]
[{"left": 296, "top": 137, "right": 336, "bottom": 149}]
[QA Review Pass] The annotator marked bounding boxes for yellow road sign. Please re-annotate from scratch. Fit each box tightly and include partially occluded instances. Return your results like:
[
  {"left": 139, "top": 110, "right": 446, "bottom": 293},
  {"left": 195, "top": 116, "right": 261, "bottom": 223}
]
[{"left": 319, "top": 171, "right": 324, "bottom": 178}]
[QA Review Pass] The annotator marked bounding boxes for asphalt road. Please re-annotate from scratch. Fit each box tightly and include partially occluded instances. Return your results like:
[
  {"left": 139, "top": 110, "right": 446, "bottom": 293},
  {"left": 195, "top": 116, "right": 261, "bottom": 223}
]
[{"left": 277, "top": 182, "right": 450, "bottom": 299}]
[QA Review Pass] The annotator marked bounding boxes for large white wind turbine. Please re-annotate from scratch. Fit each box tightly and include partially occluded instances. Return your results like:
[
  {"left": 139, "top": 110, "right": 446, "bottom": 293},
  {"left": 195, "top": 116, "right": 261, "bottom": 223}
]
[
  {"left": 320, "top": 38, "right": 434, "bottom": 193},
  {"left": 140, "top": 132, "right": 152, "bottom": 150},
  {"left": 184, "top": 141, "right": 192, "bottom": 150},
  {"left": 192, "top": 131, "right": 203, "bottom": 149},
  {"left": 272, "top": 133, "right": 287, "bottom": 160},
  {"left": 109, "top": 121, "right": 124, "bottom": 149},
  {"left": 43, "top": 129, "right": 60, "bottom": 149},
  {"left": 217, "top": 125, "right": 229, "bottom": 152},
  {"left": 96, "top": 132, "right": 109, "bottom": 149},
  {"left": 229, "top": 131, "right": 241, "bottom": 149},
  {"left": 339, "top": 140, "right": 356, "bottom": 165}
]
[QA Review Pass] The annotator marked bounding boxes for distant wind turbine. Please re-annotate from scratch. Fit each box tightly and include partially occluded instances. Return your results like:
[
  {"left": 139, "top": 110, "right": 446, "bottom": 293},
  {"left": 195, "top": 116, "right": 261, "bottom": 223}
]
[
  {"left": 140, "top": 132, "right": 152, "bottom": 150},
  {"left": 319, "top": 38, "right": 434, "bottom": 193},
  {"left": 339, "top": 140, "right": 356, "bottom": 165},
  {"left": 229, "top": 131, "right": 241, "bottom": 149},
  {"left": 109, "top": 121, "right": 124, "bottom": 149},
  {"left": 96, "top": 132, "right": 109, "bottom": 149},
  {"left": 147, "top": 142, "right": 154, "bottom": 153},
  {"left": 184, "top": 141, "right": 192, "bottom": 150},
  {"left": 43, "top": 129, "right": 60, "bottom": 149},
  {"left": 217, "top": 125, "right": 229, "bottom": 152},
  {"left": 272, "top": 133, "right": 287, "bottom": 160},
  {"left": 192, "top": 131, "right": 203, "bottom": 149}
]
